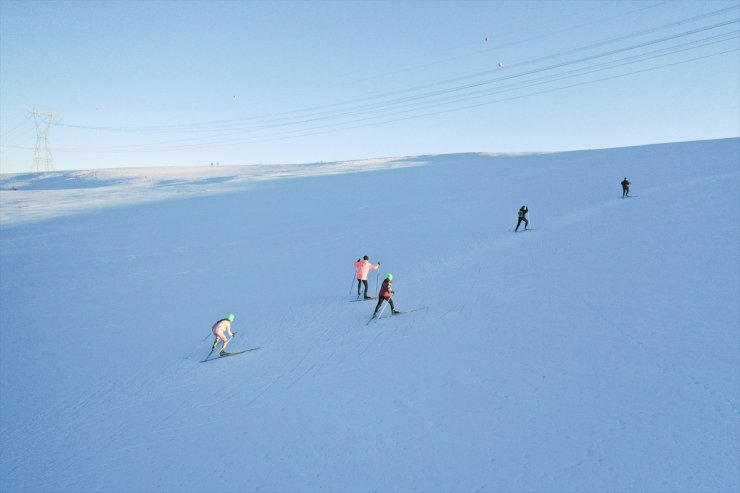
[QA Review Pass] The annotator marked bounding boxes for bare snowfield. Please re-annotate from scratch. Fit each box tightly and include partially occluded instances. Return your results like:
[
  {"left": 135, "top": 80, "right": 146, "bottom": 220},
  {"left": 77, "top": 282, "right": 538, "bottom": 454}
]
[{"left": 1, "top": 138, "right": 738, "bottom": 492}]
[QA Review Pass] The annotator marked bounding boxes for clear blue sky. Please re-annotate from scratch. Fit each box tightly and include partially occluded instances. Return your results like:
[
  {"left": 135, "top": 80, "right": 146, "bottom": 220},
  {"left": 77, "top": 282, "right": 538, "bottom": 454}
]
[{"left": 1, "top": 0, "right": 738, "bottom": 172}]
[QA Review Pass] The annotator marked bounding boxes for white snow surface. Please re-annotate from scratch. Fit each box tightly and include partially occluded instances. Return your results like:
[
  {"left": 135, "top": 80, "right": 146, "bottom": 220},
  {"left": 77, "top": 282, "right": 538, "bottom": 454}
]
[{"left": 1, "top": 138, "right": 738, "bottom": 492}]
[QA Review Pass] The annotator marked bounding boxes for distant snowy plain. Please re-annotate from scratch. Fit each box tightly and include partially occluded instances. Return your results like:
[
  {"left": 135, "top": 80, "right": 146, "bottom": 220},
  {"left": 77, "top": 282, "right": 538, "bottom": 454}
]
[{"left": 1, "top": 138, "right": 738, "bottom": 492}]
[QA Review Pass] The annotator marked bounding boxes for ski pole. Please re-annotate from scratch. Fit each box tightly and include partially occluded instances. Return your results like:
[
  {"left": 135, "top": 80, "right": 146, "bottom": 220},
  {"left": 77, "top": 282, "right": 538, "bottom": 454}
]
[
  {"left": 204, "top": 337, "right": 224, "bottom": 360},
  {"left": 218, "top": 335, "right": 234, "bottom": 353},
  {"left": 203, "top": 333, "right": 236, "bottom": 360},
  {"left": 367, "top": 299, "right": 386, "bottom": 325},
  {"left": 376, "top": 297, "right": 391, "bottom": 319},
  {"left": 216, "top": 334, "right": 234, "bottom": 350},
  {"left": 349, "top": 272, "right": 356, "bottom": 295}
]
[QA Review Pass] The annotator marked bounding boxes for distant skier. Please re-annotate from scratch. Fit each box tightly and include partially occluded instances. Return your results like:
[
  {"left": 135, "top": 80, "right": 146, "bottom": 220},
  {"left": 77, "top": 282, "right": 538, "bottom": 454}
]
[
  {"left": 373, "top": 273, "right": 399, "bottom": 317},
  {"left": 515, "top": 205, "right": 529, "bottom": 232},
  {"left": 354, "top": 255, "right": 380, "bottom": 299},
  {"left": 621, "top": 177, "right": 631, "bottom": 198},
  {"left": 211, "top": 314, "right": 236, "bottom": 356}
]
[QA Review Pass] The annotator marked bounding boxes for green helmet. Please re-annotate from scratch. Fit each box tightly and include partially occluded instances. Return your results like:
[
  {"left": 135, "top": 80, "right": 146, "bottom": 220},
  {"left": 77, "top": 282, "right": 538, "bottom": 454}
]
[
  {"left": 227, "top": 314, "right": 235, "bottom": 322},
  {"left": 386, "top": 273, "right": 393, "bottom": 281}
]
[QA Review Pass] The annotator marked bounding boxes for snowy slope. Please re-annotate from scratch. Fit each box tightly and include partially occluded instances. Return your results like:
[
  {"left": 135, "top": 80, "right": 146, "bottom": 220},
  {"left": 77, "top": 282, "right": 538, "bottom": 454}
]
[{"left": 1, "top": 138, "right": 738, "bottom": 492}]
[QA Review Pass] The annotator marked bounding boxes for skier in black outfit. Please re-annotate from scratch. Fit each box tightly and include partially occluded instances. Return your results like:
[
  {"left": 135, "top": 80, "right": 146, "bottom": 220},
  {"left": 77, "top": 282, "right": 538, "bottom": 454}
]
[
  {"left": 621, "top": 177, "right": 631, "bottom": 198},
  {"left": 515, "top": 205, "right": 529, "bottom": 232}
]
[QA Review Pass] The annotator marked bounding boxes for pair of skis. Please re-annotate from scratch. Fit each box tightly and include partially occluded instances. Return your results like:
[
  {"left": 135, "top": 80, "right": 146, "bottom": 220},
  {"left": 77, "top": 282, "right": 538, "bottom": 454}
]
[
  {"left": 200, "top": 334, "right": 261, "bottom": 363},
  {"left": 366, "top": 308, "right": 426, "bottom": 325},
  {"left": 349, "top": 296, "right": 376, "bottom": 302},
  {"left": 200, "top": 347, "right": 261, "bottom": 363},
  {"left": 366, "top": 298, "right": 426, "bottom": 325}
]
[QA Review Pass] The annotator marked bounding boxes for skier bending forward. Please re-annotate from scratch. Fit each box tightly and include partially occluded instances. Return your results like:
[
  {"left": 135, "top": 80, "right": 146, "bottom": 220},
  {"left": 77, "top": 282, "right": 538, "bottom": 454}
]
[{"left": 212, "top": 314, "right": 236, "bottom": 356}]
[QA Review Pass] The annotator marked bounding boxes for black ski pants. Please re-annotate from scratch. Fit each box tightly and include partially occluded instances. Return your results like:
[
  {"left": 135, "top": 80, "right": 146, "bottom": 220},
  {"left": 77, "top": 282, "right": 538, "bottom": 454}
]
[
  {"left": 374, "top": 297, "right": 394, "bottom": 314},
  {"left": 622, "top": 186, "right": 629, "bottom": 197},
  {"left": 515, "top": 217, "right": 529, "bottom": 231},
  {"left": 357, "top": 279, "right": 369, "bottom": 296}
]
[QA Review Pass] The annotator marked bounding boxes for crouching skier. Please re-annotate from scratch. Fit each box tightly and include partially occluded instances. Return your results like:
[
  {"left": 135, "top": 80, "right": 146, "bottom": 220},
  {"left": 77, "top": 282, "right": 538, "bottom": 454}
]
[
  {"left": 212, "top": 313, "right": 236, "bottom": 356},
  {"left": 373, "top": 273, "right": 399, "bottom": 318}
]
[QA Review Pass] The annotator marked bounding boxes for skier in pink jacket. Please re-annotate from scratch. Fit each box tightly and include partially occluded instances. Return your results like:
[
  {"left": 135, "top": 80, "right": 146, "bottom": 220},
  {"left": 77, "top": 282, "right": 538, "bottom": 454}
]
[
  {"left": 354, "top": 256, "right": 380, "bottom": 299},
  {"left": 211, "top": 314, "right": 236, "bottom": 356}
]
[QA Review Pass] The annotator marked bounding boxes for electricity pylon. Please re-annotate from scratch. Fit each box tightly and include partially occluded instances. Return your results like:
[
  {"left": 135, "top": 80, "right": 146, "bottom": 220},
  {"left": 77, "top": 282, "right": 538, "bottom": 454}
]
[{"left": 30, "top": 107, "right": 56, "bottom": 172}]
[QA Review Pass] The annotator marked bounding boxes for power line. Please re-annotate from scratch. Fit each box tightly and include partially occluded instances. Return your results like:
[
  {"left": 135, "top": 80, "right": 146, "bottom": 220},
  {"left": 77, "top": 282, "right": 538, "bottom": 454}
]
[
  {"left": 181, "top": 48, "right": 740, "bottom": 150},
  {"left": 5, "top": 5, "right": 737, "bottom": 156},
  {"left": 55, "top": 4, "right": 739, "bottom": 135},
  {"left": 42, "top": 20, "right": 738, "bottom": 153},
  {"left": 41, "top": 42, "right": 737, "bottom": 155},
  {"left": 0, "top": 115, "right": 33, "bottom": 141},
  {"left": 302, "top": 1, "right": 671, "bottom": 97}
]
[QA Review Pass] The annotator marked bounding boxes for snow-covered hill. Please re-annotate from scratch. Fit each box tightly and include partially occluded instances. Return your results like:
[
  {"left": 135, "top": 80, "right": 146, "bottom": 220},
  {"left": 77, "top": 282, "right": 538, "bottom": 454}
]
[{"left": 1, "top": 138, "right": 738, "bottom": 492}]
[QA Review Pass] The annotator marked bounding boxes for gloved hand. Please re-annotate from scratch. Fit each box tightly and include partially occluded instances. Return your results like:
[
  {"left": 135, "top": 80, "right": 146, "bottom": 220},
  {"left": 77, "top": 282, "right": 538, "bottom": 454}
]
[{"left": 231, "top": 331, "right": 237, "bottom": 336}]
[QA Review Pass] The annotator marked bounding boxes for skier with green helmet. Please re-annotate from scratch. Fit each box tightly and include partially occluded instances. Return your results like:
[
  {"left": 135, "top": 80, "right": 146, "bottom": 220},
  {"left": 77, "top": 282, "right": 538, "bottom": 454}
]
[
  {"left": 373, "top": 273, "right": 399, "bottom": 318},
  {"left": 211, "top": 313, "right": 236, "bottom": 356}
]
